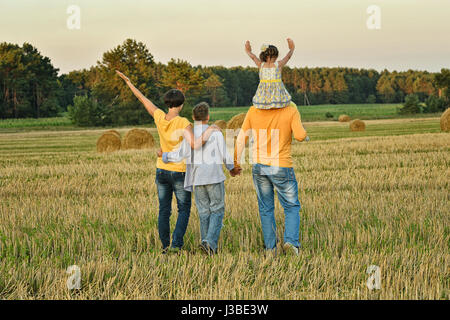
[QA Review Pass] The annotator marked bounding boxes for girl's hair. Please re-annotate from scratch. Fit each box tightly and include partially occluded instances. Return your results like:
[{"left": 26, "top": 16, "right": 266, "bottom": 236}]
[{"left": 259, "top": 45, "right": 279, "bottom": 62}]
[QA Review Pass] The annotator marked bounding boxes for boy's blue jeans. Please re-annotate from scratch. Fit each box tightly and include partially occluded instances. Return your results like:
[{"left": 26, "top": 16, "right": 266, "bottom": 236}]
[
  {"left": 194, "top": 182, "right": 225, "bottom": 251},
  {"left": 252, "top": 163, "right": 301, "bottom": 250},
  {"left": 155, "top": 168, "right": 191, "bottom": 249}
]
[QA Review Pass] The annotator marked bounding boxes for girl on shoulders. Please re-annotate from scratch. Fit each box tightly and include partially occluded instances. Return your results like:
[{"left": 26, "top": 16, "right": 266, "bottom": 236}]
[{"left": 245, "top": 38, "right": 295, "bottom": 110}]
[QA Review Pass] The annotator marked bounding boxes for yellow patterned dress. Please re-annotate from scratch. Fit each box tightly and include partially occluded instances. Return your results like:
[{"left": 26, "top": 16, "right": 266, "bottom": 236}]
[{"left": 252, "top": 63, "right": 292, "bottom": 109}]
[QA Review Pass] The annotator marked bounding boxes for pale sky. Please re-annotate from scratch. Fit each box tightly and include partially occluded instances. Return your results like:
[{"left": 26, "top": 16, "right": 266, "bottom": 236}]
[{"left": 1, "top": 0, "right": 449, "bottom": 74}]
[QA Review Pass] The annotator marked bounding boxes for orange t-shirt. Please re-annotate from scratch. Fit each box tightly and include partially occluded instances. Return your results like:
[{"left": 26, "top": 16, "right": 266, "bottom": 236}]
[{"left": 235, "top": 102, "right": 307, "bottom": 168}]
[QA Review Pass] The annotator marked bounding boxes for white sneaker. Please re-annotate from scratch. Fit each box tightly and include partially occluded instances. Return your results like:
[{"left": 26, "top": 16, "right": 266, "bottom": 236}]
[{"left": 283, "top": 242, "right": 299, "bottom": 256}]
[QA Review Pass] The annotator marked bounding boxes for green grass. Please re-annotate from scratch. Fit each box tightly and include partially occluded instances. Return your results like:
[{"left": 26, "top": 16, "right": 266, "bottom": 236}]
[
  {"left": 0, "top": 116, "right": 74, "bottom": 131},
  {"left": 209, "top": 103, "right": 442, "bottom": 122},
  {"left": 1, "top": 104, "right": 443, "bottom": 133}
]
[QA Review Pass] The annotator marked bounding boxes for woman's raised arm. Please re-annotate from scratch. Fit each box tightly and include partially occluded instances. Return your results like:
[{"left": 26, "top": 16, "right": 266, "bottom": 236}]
[{"left": 116, "top": 70, "right": 159, "bottom": 118}]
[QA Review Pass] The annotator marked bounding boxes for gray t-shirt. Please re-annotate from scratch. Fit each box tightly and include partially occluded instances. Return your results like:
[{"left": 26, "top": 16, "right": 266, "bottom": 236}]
[{"left": 162, "top": 124, "right": 234, "bottom": 192}]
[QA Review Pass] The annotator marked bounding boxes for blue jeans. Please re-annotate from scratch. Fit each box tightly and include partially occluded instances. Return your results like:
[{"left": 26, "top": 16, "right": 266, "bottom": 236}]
[
  {"left": 252, "top": 163, "right": 301, "bottom": 249},
  {"left": 155, "top": 168, "right": 192, "bottom": 249},
  {"left": 194, "top": 182, "right": 225, "bottom": 251}
]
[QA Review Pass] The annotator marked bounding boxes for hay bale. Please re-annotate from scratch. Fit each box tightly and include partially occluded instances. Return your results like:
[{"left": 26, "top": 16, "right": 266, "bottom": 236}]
[
  {"left": 349, "top": 119, "right": 366, "bottom": 132},
  {"left": 96, "top": 132, "right": 121, "bottom": 153},
  {"left": 214, "top": 120, "right": 227, "bottom": 130},
  {"left": 104, "top": 129, "right": 121, "bottom": 138},
  {"left": 122, "top": 128, "right": 155, "bottom": 150},
  {"left": 227, "top": 113, "right": 246, "bottom": 130},
  {"left": 338, "top": 114, "right": 351, "bottom": 122},
  {"left": 440, "top": 108, "right": 450, "bottom": 132}
]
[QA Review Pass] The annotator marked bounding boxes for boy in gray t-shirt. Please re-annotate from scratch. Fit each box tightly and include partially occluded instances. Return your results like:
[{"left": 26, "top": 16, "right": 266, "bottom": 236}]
[{"left": 160, "top": 102, "right": 241, "bottom": 254}]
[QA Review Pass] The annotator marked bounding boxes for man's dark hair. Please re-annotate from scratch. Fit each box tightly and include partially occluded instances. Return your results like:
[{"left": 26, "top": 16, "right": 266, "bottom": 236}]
[
  {"left": 192, "top": 102, "right": 209, "bottom": 121},
  {"left": 163, "top": 89, "right": 185, "bottom": 108}
]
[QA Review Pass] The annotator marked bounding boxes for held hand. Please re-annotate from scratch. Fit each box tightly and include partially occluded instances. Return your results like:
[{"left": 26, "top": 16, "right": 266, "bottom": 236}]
[
  {"left": 230, "top": 167, "right": 242, "bottom": 177},
  {"left": 116, "top": 70, "right": 130, "bottom": 83},
  {"left": 245, "top": 40, "right": 252, "bottom": 53},
  {"left": 287, "top": 38, "right": 295, "bottom": 51},
  {"left": 156, "top": 148, "right": 163, "bottom": 157}
]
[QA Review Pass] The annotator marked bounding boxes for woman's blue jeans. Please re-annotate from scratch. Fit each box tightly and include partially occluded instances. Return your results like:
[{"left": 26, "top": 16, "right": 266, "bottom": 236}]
[{"left": 155, "top": 168, "right": 192, "bottom": 249}]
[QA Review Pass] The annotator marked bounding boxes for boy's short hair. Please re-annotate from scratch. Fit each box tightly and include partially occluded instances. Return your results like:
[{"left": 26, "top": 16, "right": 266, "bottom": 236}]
[
  {"left": 192, "top": 102, "right": 209, "bottom": 121},
  {"left": 163, "top": 89, "right": 185, "bottom": 108}
]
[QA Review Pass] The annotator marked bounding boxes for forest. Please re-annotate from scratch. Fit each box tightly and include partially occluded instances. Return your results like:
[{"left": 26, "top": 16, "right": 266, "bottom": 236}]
[{"left": 1, "top": 39, "right": 449, "bottom": 125}]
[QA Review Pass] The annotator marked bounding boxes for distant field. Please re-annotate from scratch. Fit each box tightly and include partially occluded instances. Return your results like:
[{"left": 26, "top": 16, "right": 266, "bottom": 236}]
[
  {"left": 1, "top": 104, "right": 443, "bottom": 133},
  {"left": 210, "top": 103, "right": 441, "bottom": 122},
  {"left": 0, "top": 116, "right": 73, "bottom": 130},
  {"left": 0, "top": 117, "right": 448, "bottom": 299}
]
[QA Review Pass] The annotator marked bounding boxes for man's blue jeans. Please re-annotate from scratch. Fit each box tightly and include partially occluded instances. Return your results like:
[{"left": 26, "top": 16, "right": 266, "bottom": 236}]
[
  {"left": 194, "top": 182, "right": 225, "bottom": 251},
  {"left": 252, "top": 163, "right": 301, "bottom": 249},
  {"left": 155, "top": 168, "right": 192, "bottom": 249}
]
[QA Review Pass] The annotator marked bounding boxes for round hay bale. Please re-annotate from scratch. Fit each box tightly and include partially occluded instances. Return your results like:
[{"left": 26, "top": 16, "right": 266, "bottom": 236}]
[
  {"left": 122, "top": 128, "right": 155, "bottom": 150},
  {"left": 104, "top": 129, "right": 121, "bottom": 138},
  {"left": 214, "top": 120, "right": 227, "bottom": 130},
  {"left": 349, "top": 119, "right": 366, "bottom": 132},
  {"left": 440, "top": 108, "right": 450, "bottom": 132},
  {"left": 227, "top": 113, "right": 246, "bottom": 130},
  {"left": 338, "top": 114, "right": 351, "bottom": 122},
  {"left": 96, "top": 132, "right": 121, "bottom": 153}
]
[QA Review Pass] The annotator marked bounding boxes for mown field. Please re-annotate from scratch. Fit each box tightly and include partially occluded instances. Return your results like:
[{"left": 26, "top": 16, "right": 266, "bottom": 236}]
[{"left": 0, "top": 117, "right": 448, "bottom": 299}]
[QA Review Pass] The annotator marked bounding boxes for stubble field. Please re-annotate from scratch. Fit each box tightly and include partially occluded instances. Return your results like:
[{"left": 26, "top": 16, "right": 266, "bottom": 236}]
[{"left": 0, "top": 118, "right": 448, "bottom": 299}]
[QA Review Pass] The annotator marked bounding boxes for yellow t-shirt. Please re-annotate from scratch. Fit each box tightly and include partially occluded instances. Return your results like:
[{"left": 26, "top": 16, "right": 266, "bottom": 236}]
[{"left": 154, "top": 109, "right": 191, "bottom": 172}]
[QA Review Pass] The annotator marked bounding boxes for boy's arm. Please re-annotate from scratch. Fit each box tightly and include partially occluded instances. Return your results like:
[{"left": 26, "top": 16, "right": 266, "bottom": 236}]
[
  {"left": 215, "top": 132, "right": 235, "bottom": 171},
  {"left": 116, "top": 70, "right": 158, "bottom": 118},
  {"left": 245, "top": 41, "right": 262, "bottom": 68},
  {"left": 162, "top": 139, "right": 191, "bottom": 163},
  {"left": 278, "top": 38, "right": 295, "bottom": 69},
  {"left": 183, "top": 124, "right": 220, "bottom": 150}
]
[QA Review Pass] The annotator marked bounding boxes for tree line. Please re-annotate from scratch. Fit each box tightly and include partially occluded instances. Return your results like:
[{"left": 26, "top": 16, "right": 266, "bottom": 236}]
[{"left": 1, "top": 39, "right": 448, "bottom": 125}]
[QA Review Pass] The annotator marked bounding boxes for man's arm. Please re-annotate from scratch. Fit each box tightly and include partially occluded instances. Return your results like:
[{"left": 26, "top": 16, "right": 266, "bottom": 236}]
[
  {"left": 278, "top": 38, "right": 295, "bottom": 69},
  {"left": 245, "top": 41, "right": 262, "bottom": 68},
  {"left": 234, "top": 111, "right": 251, "bottom": 168},
  {"left": 291, "top": 108, "right": 307, "bottom": 142},
  {"left": 116, "top": 70, "right": 159, "bottom": 118}
]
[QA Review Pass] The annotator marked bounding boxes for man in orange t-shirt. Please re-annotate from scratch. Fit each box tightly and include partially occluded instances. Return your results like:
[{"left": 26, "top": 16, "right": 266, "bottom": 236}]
[{"left": 235, "top": 102, "right": 308, "bottom": 255}]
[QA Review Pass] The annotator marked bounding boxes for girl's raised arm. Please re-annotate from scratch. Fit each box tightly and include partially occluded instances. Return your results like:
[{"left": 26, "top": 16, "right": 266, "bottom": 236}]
[
  {"left": 245, "top": 41, "right": 262, "bottom": 68},
  {"left": 278, "top": 38, "right": 295, "bottom": 68}
]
